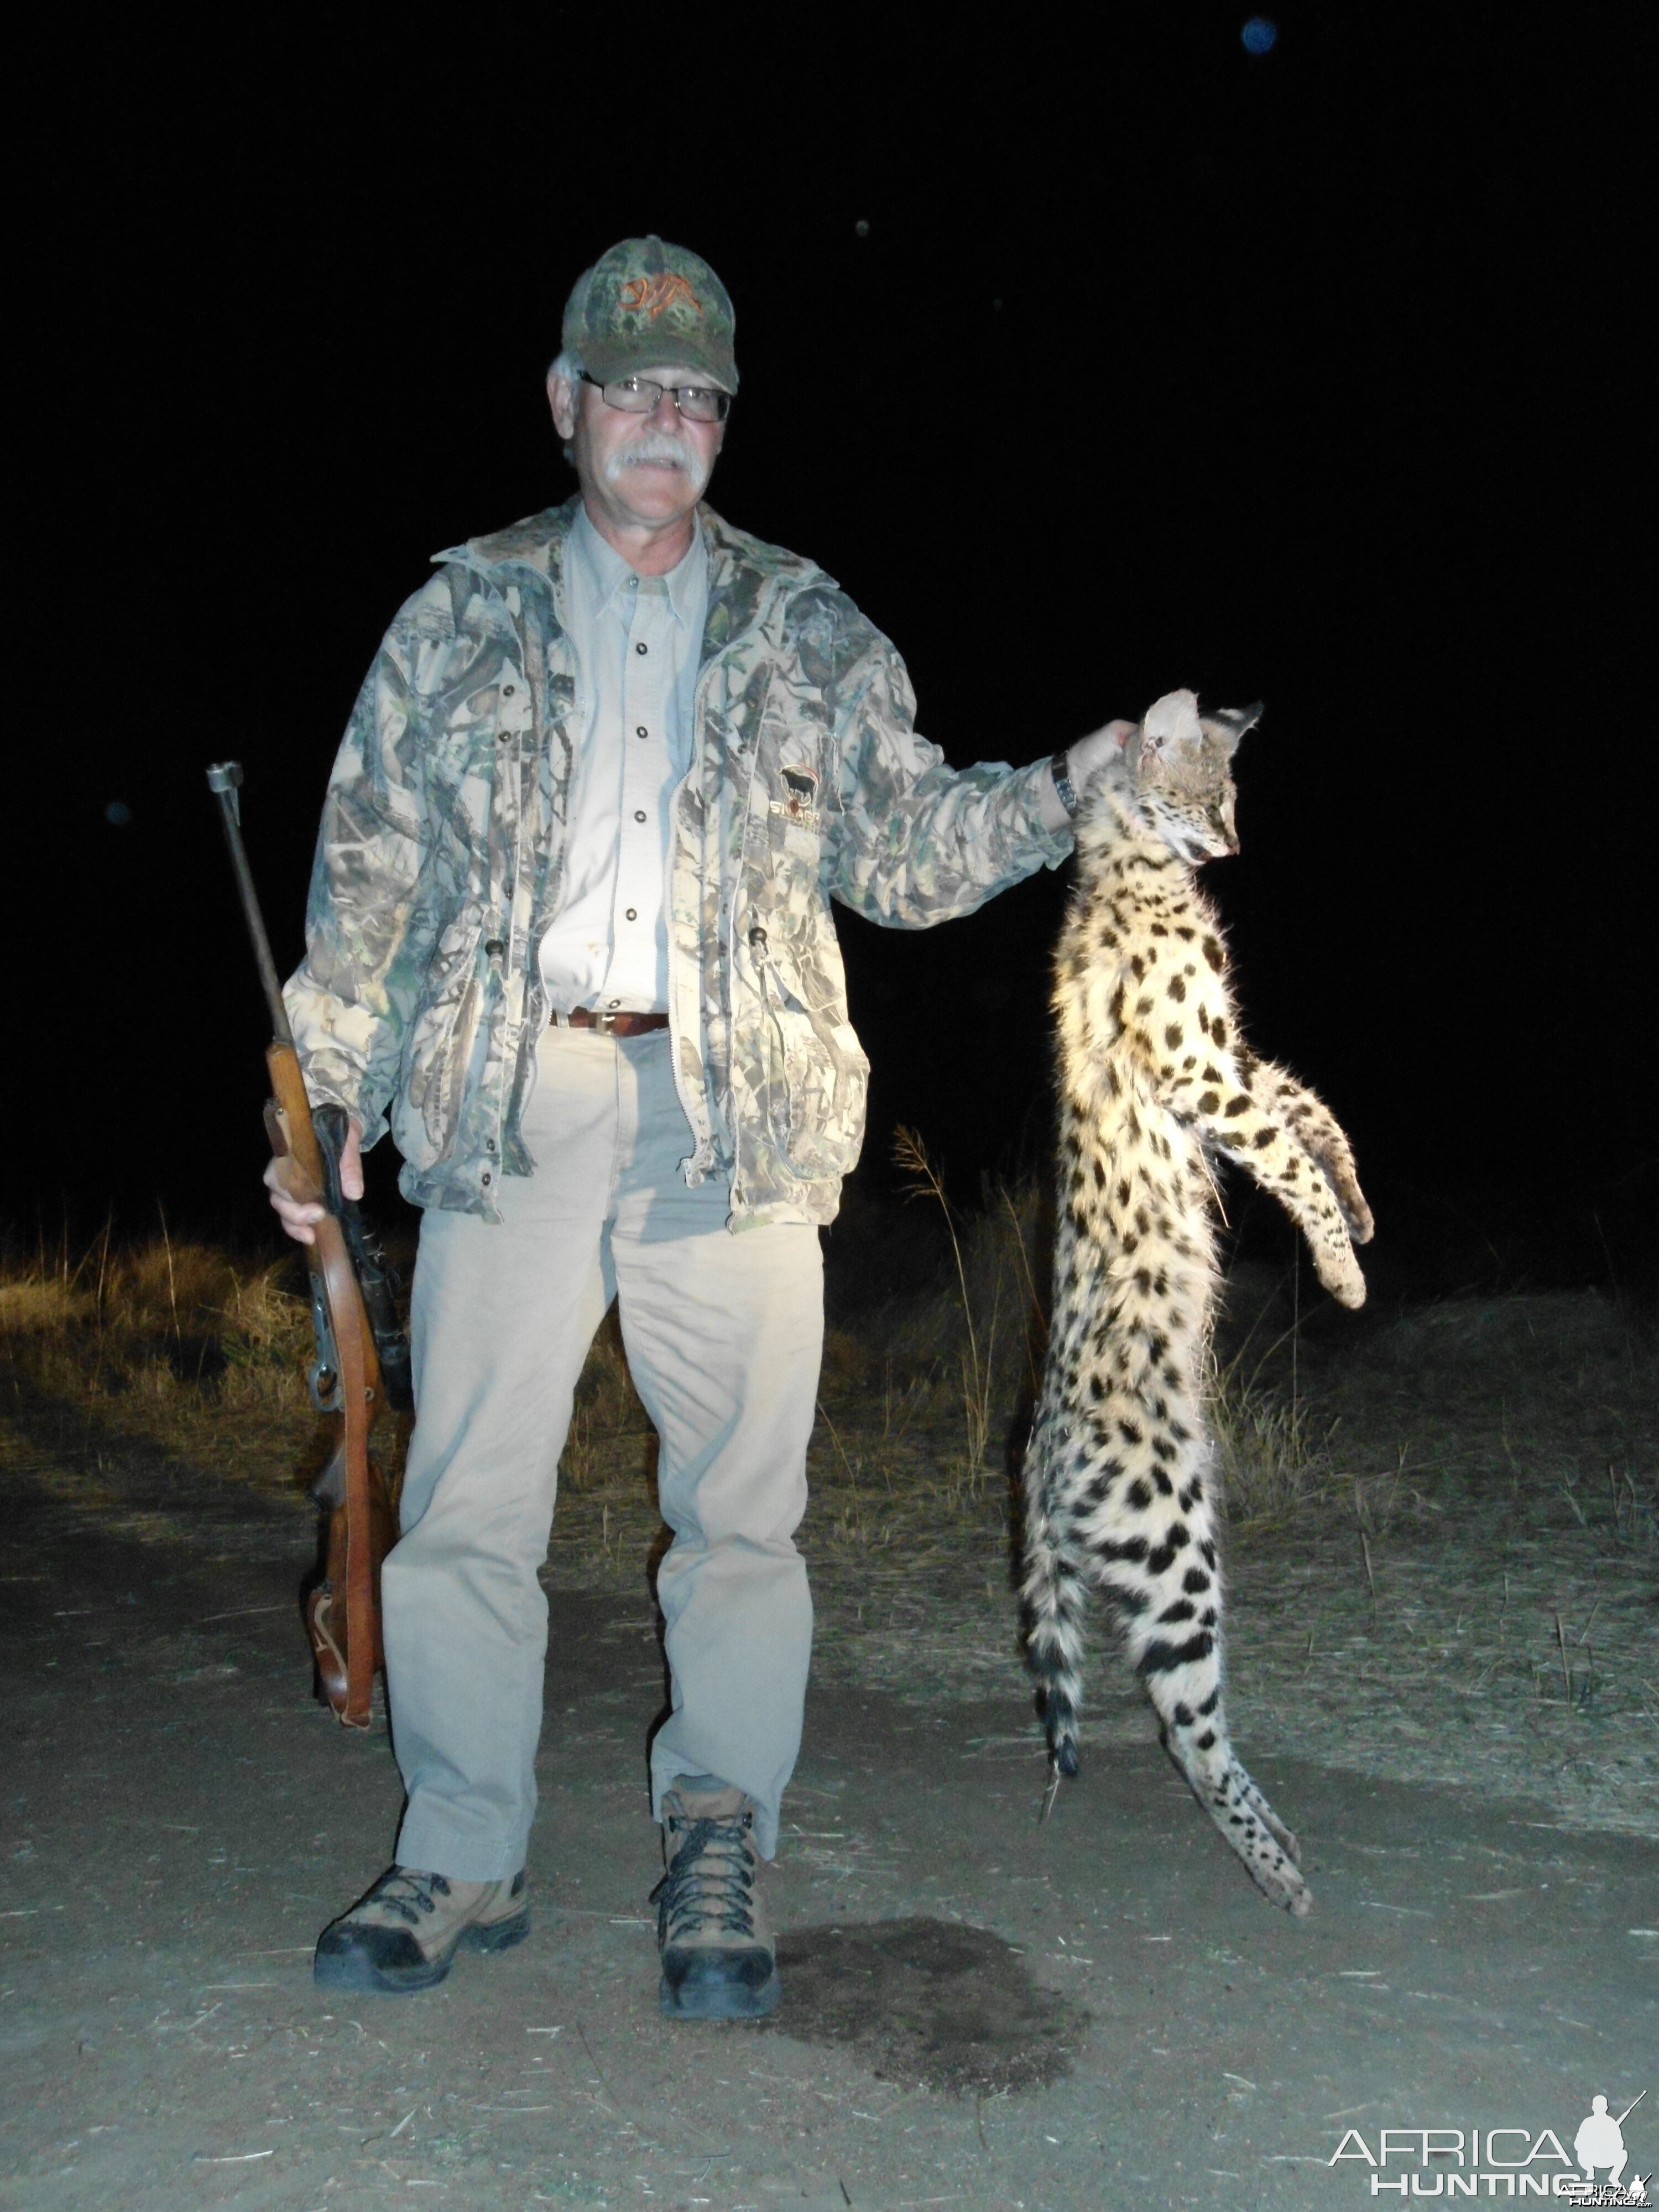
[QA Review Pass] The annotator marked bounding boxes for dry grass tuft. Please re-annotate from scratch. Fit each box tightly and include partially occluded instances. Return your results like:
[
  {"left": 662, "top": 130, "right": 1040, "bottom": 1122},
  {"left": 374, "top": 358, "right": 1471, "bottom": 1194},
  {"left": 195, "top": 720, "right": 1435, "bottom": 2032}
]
[
  {"left": 1207, "top": 1345, "right": 1333, "bottom": 1528},
  {"left": 0, "top": 1167, "right": 1327, "bottom": 1542}
]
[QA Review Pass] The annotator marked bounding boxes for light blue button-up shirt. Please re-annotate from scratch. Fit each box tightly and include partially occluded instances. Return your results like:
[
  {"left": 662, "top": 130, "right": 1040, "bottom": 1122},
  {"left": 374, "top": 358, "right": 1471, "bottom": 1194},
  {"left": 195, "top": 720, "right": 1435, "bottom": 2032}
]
[{"left": 538, "top": 503, "right": 709, "bottom": 1013}]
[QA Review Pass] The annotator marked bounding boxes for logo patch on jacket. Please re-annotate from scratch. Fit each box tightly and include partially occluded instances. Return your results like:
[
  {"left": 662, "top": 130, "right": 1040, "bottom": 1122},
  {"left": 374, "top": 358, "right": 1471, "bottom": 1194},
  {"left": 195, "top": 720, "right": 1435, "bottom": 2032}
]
[{"left": 772, "top": 764, "right": 821, "bottom": 830}]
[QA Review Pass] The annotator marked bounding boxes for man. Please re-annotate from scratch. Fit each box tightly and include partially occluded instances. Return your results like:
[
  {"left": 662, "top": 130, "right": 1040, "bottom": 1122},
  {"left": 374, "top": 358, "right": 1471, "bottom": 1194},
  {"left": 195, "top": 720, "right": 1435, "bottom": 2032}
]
[{"left": 269, "top": 234, "right": 1128, "bottom": 2020}]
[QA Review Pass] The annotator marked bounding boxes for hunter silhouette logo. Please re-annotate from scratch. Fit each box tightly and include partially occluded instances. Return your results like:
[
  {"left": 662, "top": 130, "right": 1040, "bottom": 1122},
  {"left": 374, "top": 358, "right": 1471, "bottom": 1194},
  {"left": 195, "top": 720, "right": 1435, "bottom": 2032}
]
[
  {"left": 619, "top": 272, "right": 703, "bottom": 319},
  {"left": 1329, "top": 2088, "right": 1649, "bottom": 2201},
  {"left": 1575, "top": 2094, "right": 1647, "bottom": 2198}
]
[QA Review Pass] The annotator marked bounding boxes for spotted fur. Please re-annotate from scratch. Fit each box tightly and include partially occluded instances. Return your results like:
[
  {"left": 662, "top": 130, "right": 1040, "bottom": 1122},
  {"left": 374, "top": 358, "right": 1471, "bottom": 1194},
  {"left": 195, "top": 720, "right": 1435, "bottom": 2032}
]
[{"left": 1022, "top": 691, "right": 1374, "bottom": 1917}]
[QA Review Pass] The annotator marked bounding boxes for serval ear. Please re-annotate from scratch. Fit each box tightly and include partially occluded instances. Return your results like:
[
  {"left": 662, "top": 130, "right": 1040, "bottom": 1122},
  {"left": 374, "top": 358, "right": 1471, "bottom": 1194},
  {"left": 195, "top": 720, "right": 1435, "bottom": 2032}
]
[
  {"left": 1137, "top": 688, "right": 1204, "bottom": 766},
  {"left": 1202, "top": 701, "right": 1264, "bottom": 758}
]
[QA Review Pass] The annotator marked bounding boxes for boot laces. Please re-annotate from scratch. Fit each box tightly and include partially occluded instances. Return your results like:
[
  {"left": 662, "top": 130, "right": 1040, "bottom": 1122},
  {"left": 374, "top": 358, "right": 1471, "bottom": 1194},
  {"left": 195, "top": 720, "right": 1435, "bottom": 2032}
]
[
  {"left": 652, "top": 1812, "right": 757, "bottom": 1944},
  {"left": 367, "top": 1868, "right": 452, "bottom": 1927}
]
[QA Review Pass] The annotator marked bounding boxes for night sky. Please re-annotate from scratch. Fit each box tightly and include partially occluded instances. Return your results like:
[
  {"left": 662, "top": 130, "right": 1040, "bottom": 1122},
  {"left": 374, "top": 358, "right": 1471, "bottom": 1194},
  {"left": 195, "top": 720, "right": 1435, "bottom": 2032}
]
[{"left": 13, "top": 6, "right": 1652, "bottom": 1292}]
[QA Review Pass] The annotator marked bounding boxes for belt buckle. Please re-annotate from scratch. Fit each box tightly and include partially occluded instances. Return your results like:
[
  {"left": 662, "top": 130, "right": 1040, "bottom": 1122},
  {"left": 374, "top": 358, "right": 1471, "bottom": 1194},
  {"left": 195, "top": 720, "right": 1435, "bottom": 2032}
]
[{"left": 593, "top": 1010, "right": 618, "bottom": 1035}]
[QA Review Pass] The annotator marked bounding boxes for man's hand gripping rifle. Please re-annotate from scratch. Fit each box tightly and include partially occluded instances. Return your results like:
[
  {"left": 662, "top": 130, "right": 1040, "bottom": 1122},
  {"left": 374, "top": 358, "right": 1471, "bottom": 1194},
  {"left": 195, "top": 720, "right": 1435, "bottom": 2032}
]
[{"left": 206, "top": 762, "right": 412, "bottom": 1728}]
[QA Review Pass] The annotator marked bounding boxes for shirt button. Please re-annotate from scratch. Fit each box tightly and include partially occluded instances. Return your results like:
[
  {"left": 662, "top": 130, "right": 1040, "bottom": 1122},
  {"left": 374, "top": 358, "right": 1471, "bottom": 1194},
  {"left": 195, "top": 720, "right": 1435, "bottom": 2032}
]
[
  {"left": 634, "top": 809, "right": 646, "bottom": 823},
  {"left": 636, "top": 725, "right": 648, "bottom": 738},
  {"left": 624, "top": 907, "right": 638, "bottom": 921},
  {"left": 608, "top": 998, "right": 620, "bottom": 1009},
  {"left": 635, "top": 641, "right": 648, "bottom": 655}
]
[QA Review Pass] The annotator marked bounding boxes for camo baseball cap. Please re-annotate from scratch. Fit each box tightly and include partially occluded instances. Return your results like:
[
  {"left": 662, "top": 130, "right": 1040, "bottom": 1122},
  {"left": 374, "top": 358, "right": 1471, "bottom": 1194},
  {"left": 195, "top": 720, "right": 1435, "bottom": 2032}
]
[{"left": 562, "top": 234, "right": 738, "bottom": 393}]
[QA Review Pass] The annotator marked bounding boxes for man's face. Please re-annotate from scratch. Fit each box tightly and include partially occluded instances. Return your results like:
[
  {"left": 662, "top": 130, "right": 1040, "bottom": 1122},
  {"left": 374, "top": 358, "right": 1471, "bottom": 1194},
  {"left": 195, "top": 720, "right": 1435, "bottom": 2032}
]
[{"left": 549, "top": 364, "right": 726, "bottom": 533}]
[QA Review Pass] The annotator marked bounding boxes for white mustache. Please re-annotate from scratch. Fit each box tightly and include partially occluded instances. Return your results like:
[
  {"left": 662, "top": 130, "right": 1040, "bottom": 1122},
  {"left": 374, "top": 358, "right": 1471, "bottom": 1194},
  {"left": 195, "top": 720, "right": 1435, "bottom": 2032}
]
[{"left": 604, "top": 431, "right": 709, "bottom": 494}]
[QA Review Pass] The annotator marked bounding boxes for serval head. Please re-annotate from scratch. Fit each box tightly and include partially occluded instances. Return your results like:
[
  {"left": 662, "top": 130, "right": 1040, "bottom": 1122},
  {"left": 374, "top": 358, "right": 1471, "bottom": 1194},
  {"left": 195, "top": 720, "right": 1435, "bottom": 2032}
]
[{"left": 1121, "top": 688, "right": 1263, "bottom": 867}]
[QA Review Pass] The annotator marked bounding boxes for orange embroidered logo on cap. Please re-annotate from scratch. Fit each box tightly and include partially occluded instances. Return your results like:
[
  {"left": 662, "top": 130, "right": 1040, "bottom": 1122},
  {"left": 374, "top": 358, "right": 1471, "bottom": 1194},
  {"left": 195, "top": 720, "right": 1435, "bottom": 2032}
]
[{"left": 620, "top": 273, "right": 703, "bottom": 319}]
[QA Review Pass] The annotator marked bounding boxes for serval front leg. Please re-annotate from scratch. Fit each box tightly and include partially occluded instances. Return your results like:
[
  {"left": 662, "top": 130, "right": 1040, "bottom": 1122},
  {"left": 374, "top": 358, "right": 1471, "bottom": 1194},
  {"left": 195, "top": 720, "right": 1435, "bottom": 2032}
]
[
  {"left": 1249, "top": 1058, "right": 1374, "bottom": 1245},
  {"left": 1182, "top": 1066, "right": 1368, "bottom": 1308}
]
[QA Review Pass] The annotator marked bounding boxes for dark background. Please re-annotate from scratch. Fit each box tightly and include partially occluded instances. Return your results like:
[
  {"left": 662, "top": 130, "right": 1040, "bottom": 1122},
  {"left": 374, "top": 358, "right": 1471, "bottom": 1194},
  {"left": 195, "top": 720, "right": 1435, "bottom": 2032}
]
[{"left": 11, "top": 4, "right": 1653, "bottom": 1295}]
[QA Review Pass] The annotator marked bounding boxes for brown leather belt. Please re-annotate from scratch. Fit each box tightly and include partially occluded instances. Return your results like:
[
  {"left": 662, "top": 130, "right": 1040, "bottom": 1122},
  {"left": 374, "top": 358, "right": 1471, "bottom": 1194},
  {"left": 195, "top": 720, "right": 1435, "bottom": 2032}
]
[{"left": 559, "top": 1008, "right": 670, "bottom": 1036}]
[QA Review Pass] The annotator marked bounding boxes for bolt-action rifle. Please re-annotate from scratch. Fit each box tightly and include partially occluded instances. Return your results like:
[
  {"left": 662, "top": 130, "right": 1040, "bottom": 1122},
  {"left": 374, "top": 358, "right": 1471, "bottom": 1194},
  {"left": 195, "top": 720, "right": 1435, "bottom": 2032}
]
[{"left": 206, "top": 762, "right": 411, "bottom": 1728}]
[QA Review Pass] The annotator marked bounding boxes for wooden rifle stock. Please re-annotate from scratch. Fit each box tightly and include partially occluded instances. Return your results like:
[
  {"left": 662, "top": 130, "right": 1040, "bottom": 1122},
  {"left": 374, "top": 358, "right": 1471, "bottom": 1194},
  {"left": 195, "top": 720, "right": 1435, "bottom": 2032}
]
[{"left": 206, "top": 761, "right": 400, "bottom": 1729}]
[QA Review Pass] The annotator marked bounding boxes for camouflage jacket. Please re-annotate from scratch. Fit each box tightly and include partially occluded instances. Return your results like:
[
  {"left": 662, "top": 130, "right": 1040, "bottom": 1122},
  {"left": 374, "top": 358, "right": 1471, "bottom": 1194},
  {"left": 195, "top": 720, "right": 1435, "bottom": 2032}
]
[{"left": 285, "top": 497, "right": 1072, "bottom": 1228}]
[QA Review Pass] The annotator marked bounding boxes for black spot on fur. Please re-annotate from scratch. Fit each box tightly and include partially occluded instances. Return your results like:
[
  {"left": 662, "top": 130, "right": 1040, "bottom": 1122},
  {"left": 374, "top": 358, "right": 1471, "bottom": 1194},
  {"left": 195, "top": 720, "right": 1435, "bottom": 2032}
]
[
  {"left": 1165, "top": 1023, "right": 1183, "bottom": 1048},
  {"left": 1195, "top": 1728, "right": 1218, "bottom": 1751},
  {"left": 1197, "top": 1091, "right": 1220, "bottom": 1115},
  {"left": 1201, "top": 935, "right": 1223, "bottom": 968},
  {"left": 1224, "top": 1095, "right": 1250, "bottom": 1118},
  {"left": 1137, "top": 1629, "right": 1214, "bottom": 1677},
  {"left": 1167, "top": 975, "right": 1186, "bottom": 1002},
  {"left": 1181, "top": 1567, "right": 1211, "bottom": 1594},
  {"left": 1157, "top": 1600, "right": 1197, "bottom": 1625},
  {"left": 1126, "top": 1478, "right": 1154, "bottom": 1510}
]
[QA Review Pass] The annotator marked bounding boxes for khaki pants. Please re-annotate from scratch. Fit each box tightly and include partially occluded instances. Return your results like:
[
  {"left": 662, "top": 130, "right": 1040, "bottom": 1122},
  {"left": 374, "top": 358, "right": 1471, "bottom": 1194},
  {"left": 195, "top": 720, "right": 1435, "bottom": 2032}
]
[{"left": 382, "top": 1026, "right": 822, "bottom": 1879}]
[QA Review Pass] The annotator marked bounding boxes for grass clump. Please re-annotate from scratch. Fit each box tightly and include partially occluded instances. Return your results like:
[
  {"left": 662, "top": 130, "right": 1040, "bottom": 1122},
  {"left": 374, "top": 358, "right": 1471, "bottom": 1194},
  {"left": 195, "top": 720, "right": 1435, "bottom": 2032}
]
[{"left": 0, "top": 1152, "right": 1331, "bottom": 1545}]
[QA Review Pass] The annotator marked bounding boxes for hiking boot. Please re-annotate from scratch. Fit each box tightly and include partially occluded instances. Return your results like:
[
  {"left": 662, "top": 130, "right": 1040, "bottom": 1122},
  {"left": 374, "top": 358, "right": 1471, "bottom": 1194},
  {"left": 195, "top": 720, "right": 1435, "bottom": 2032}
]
[
  {"left": 653, "top": 1781, "right": 779, "bottom": 2020},
  {"left": 314, "top": 1865, "right": 529, "bottom": 1994}
]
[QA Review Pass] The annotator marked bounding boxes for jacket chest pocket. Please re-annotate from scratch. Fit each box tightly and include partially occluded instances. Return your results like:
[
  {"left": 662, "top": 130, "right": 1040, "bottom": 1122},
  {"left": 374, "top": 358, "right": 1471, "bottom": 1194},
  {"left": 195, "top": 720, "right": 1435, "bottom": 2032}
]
[{"left": 428, "top": 659, "right": 532, "bottom": 818}]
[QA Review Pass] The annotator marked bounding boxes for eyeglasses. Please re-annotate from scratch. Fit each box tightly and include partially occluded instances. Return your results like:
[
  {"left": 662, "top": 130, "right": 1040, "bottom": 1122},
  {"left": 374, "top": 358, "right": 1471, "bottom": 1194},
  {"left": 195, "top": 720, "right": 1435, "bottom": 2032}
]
[{"left": 581, "top": 372, "right": 731, "bottom": 424}]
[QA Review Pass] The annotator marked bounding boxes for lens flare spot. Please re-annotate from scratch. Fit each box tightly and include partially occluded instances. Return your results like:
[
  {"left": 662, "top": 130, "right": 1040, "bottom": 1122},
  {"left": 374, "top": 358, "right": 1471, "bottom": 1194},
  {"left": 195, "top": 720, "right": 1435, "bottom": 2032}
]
[
  {"left": 1241, "top": 15, "right": 1277, "bottom": 53},
  {"left": 105, "top": 800, "right": 132, "bottom": 826}
]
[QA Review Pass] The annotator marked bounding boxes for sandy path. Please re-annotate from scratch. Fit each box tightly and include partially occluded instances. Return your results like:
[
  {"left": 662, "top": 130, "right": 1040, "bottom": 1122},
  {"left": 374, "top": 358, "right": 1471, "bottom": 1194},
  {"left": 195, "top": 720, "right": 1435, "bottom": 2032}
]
[{"left": 2, "top": 1407, "right": 1655, "bottom": 2211}]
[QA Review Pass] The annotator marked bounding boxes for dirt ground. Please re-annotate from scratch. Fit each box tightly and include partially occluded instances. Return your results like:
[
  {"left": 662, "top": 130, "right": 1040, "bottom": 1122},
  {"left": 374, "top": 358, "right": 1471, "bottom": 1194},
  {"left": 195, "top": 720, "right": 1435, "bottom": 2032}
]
[{"left": 2, "top": 1285, "right": 1656, "bottom": 2211}]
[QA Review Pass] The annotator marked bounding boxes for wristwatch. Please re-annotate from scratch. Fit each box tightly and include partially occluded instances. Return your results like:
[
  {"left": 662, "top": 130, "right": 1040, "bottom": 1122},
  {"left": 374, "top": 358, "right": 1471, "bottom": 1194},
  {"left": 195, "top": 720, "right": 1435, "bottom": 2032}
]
[{"left": 1050, "top": 750, "right": 1081, "bottom": 820}]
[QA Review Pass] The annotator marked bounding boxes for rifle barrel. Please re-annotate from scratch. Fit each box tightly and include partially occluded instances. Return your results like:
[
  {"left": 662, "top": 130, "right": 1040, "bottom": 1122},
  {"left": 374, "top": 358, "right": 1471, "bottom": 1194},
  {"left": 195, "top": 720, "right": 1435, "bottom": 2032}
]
[{"left": 206, "top": 762, "right": 294, "bottom": 1045}]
